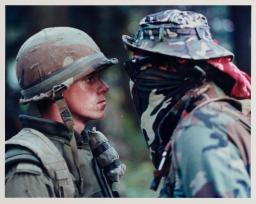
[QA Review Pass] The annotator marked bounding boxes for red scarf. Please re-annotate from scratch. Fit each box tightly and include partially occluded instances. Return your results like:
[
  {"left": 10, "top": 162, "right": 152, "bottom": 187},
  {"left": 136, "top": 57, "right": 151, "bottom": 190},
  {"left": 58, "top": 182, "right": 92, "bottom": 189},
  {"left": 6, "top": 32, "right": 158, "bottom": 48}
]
[{"left": 207, "top": 57, "right": 251, "bottom": 99}]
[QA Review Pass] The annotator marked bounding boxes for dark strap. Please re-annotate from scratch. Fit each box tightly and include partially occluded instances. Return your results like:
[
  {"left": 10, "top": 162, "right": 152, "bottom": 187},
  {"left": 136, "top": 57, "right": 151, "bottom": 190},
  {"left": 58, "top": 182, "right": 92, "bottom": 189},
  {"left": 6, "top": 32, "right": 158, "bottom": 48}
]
[
  {"left": 55, "top": 98, "right": 84, "bottom": 194},
  {"left": 104, "top": 159, "right": 122, "bottom": 173},
  {"left": 5, "top": 146, "right": 42, "bottom": 169},
  {"left": 92, "top": 158, "right": 113, "bottom": 197},
  {"left": 55, "top": 99, "right": 74, "bottom": 130},
  {"left": 92, "top": 142, "right": 111, "bottom": 157}
]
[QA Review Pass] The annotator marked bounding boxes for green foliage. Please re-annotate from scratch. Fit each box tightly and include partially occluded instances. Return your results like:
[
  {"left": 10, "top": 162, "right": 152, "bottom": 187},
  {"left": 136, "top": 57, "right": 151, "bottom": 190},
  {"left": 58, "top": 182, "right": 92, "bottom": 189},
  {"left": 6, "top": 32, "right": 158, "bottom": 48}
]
[
  {"left": 120, "top": 112, "right": 148, "bottom": 161},
  {"left": 117, "top": 160, "right": 160, "bottom": 197}
]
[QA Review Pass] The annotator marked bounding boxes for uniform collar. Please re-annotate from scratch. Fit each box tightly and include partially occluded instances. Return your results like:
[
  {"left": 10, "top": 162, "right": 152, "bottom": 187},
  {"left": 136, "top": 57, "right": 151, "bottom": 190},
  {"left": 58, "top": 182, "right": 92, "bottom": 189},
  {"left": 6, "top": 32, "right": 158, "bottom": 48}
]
[{"left": 19, "top": 114, "right": 85, "bottom": 145}]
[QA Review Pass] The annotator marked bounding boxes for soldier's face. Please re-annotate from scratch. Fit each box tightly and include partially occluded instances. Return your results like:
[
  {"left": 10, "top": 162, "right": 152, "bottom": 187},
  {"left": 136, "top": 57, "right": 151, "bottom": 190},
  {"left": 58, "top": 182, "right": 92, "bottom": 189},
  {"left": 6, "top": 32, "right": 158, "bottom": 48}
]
[{"left": 63, "top": 72, "right": 109, "bottom": 122}]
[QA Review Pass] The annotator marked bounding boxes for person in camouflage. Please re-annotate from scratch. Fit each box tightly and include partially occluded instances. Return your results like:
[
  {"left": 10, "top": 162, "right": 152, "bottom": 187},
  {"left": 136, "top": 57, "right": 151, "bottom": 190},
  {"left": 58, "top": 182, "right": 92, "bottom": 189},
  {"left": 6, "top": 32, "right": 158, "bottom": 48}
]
[
  {"left": 5, "top": 27, "right": 126, "bottom": 197},
  {"left": 122, "top": 9, "right": 251, "bottom": 197}
]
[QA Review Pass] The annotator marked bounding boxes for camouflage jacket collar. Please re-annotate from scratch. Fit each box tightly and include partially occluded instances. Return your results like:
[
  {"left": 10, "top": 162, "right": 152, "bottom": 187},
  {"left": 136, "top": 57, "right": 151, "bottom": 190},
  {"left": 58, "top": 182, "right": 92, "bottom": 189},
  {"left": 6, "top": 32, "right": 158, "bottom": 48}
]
[{"left": 175, "top": 81, "right": 227, "bottom": 121}]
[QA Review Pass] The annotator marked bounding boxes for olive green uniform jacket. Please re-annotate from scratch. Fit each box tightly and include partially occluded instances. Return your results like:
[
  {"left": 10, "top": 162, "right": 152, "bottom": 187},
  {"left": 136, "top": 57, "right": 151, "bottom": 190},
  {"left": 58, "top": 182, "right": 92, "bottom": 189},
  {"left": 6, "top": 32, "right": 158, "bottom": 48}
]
[{"left": 5, "top": 115, "right": 109, "bottom": 197}]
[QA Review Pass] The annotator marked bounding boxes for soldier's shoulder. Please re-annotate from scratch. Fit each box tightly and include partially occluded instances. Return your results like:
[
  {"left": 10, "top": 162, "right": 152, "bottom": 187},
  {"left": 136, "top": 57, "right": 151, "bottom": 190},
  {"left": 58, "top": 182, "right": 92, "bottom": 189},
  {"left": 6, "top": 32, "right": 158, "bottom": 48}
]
[
  {"left": 6, "top": 145, "right": 43, "bottom": 175},
  {"left": 173, "top": 101, "right": 236, "bottom": 148},
  {"left": 5, "top": 162, "right": 54, "bottom": 198},
  {"left": 14, "top": 162, "right": 43, "bottom": 175},
  {"left": 178, "top": 100, "right": 239, "bottom": 130}
]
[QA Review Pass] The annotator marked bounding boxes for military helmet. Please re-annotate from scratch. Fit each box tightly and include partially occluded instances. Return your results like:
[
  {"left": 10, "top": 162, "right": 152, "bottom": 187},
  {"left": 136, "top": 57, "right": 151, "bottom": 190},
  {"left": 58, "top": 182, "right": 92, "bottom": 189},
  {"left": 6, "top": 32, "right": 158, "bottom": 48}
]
[
  {"left": 122, "top": 9, "right": 234, "bottom": 60},
  {"left": 16, "top": 27, "right": 118, "bottom": 103}
]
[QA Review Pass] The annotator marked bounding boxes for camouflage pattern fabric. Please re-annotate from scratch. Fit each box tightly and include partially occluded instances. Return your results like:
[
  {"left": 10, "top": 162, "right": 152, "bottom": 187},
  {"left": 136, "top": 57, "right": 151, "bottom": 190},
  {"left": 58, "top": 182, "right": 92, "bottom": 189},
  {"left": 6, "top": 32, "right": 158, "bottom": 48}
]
[
  {"left": 88, "top": 128, "right": 126, "bottom": 182},
  {"left": 165, "top": 98, "right": 250, "bottom": 197},
  {"left": 16, "top": 27, "right": 118, "bottom": 103},
  {"left": 123, "top": 9, "right": 251, "bottom": 198},
  {"left": 123, "top": 9, "right": 251, "bottom": 100},
  {"left": 130, "top": 72, "right": 251, "bottom": 197},
  {"left": 122, "top": 9, "right": 234, "bottom": 60},
  {"left": 129, "top": 61, "right": 205, "bottom": 167}
]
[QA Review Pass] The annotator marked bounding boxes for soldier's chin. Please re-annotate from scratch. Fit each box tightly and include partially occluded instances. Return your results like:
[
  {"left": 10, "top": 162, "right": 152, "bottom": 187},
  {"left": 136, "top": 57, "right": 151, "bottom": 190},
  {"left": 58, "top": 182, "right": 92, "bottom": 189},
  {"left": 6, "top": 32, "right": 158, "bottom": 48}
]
[
  {"left": 92, "top": 111, "right": 105, "bottom": 120},
  {"left": 100, "top": 111, "right": 105, "bottom": 119},
  {"left": 78, "top": 111, "right": 105, "bottom": 122}
]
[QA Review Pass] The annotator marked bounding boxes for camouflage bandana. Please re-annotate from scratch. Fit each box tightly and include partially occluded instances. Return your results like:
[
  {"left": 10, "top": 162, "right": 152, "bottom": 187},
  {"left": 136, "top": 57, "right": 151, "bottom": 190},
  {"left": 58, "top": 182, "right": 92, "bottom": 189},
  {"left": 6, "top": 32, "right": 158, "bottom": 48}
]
[{"left": 128, "top": 60, "right": 206, "bottom": 167}]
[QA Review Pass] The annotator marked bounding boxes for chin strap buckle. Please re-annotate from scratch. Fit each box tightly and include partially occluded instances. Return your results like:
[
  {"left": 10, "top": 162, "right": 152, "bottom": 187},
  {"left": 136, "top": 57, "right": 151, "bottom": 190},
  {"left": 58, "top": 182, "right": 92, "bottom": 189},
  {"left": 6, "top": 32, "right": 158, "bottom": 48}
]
[{"left": 51, "top": 84, "right": 67, "bottom": 100}]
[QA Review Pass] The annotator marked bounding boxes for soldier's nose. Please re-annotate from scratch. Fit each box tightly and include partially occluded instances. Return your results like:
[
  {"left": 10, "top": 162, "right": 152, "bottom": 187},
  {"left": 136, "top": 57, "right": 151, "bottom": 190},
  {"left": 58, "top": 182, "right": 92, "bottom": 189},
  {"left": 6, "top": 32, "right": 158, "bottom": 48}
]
[{"left": 98, "top": 80, "right": 109, "bottom": 94}]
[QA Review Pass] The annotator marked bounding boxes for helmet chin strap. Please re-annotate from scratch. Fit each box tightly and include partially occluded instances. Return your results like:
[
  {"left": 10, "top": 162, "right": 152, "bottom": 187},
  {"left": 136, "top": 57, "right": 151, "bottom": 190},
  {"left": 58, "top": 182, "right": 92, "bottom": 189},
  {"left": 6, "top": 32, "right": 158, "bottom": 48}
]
[{"left": 52, "top": 85, "right": 84, "bottom": 194}]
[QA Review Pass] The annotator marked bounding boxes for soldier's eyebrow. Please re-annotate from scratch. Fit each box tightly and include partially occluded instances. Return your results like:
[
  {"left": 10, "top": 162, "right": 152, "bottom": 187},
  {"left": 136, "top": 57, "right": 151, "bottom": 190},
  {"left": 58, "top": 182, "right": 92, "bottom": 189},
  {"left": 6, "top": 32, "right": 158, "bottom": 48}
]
[{"left": 84, "top": 72, "right": 95, "bottom": 78}]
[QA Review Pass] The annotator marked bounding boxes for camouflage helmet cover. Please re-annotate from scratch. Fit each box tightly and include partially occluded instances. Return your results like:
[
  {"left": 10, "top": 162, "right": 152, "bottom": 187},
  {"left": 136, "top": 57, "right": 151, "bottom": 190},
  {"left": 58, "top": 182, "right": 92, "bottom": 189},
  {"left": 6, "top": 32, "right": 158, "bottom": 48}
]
[
  {"left": 122, "top": 9, "right": 234, "bottom": 60},
  {"left": 16, "top": 27, "right": 118, "bottom": 103}
]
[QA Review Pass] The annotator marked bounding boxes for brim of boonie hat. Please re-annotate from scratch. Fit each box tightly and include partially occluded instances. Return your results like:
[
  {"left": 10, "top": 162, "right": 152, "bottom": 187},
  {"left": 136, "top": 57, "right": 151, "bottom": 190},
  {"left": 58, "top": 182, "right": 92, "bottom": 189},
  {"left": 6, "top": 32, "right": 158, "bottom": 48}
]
[{"left": 122, "top": 35, "right": 234, "bottom": 60}]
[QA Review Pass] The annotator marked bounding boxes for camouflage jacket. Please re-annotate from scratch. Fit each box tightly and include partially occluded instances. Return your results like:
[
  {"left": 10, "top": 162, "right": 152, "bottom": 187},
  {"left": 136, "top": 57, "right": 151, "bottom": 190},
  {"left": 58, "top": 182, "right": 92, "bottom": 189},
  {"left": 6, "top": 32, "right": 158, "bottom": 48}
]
[{"left": 161, "top": 94, "right": 251, "bottom": 197}]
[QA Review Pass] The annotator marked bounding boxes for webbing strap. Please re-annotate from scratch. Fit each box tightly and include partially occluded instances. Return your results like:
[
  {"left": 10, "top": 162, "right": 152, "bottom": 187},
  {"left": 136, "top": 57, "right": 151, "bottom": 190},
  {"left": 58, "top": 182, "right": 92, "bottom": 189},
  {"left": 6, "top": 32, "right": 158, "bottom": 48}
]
[
  {"left": 55, "top": 98, "right": 84, "bottom": 194},
  {"left": 55, "top": 99, "right": 74, "bottom": 130}
]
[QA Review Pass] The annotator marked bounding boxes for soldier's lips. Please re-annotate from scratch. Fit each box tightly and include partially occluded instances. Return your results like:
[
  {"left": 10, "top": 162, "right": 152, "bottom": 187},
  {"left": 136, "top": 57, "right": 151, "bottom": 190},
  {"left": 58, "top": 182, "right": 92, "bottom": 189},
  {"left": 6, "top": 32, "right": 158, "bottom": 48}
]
[
  {"left": 98, "top": 100, "right": 107, "bottom": 111},
  {"left": 97, "top": 99, "right": 106, "bottom": 104},
  {"left": 97, "top": 100, "right": 107, "bottom": 109}
]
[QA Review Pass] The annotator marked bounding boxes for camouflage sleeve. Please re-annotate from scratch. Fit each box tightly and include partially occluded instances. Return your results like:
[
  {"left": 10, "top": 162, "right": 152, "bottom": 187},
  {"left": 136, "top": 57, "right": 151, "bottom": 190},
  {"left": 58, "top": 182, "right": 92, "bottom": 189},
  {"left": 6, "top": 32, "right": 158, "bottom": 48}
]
[
  {"left": 5, "top": 162, "right": 56, "bottom": 197},
  {"left": 172, "top": 123, "right": 250, "bottom": 197}
]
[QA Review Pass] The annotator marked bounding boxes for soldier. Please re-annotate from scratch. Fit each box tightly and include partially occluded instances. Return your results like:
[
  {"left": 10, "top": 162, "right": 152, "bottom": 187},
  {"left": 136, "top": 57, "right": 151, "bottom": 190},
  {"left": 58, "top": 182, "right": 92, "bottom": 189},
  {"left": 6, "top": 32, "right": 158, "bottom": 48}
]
[
  {"left": 5, "top": 27, "right": 126, "bottom": 197},
  {"left": 122, "top": 10, "right": 251, "bottom": 197}
]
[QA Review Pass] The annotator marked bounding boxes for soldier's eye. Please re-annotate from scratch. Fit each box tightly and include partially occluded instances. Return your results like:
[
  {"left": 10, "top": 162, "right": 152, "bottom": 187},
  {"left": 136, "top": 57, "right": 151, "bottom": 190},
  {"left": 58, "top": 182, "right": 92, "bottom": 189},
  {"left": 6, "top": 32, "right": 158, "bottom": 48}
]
[
  {"left": 85, "top": 75, "right": 96, "bottom": 83},
  {"left": 85, "top": 73, "right": 101, "bottom": 84}
]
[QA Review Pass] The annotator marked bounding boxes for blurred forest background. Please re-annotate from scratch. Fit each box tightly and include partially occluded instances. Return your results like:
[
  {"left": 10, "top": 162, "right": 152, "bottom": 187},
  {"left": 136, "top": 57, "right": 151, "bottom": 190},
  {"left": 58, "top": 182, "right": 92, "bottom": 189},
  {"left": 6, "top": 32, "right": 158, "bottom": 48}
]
[{"left": 5, "top": 5, "right": 251, "bottom": 197}]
